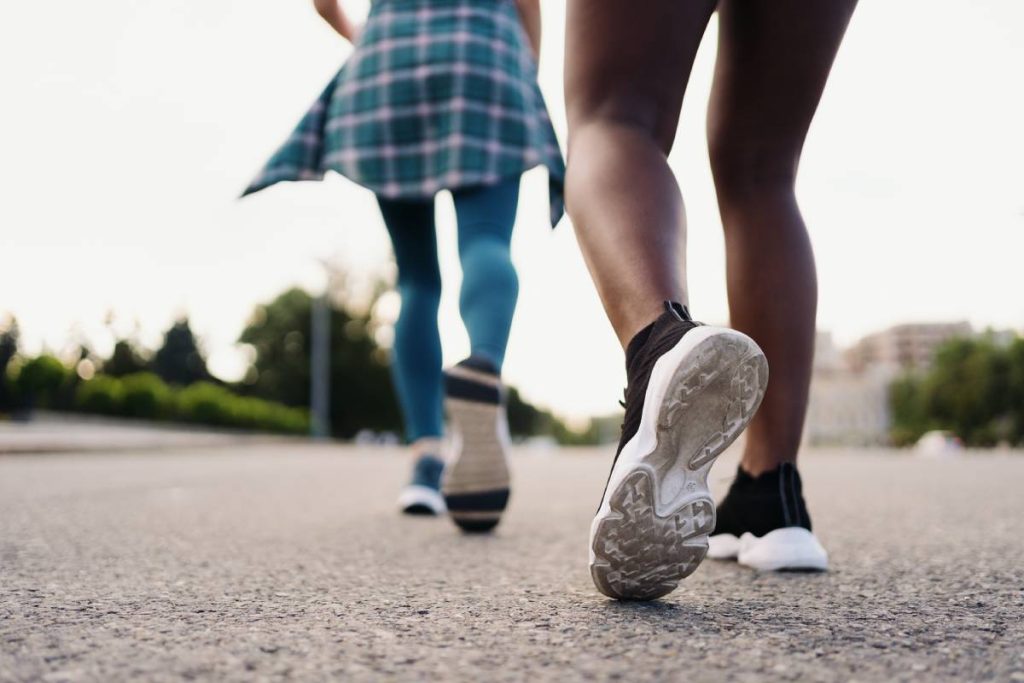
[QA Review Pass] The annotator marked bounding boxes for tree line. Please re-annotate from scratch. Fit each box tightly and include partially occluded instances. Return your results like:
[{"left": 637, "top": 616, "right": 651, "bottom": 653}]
[
  {"left": 0, "top": 315, "right": 308, "bottom": 434},
  {"left": 889, "top": 334, "right": 1024, "bottom": 447},
  {"left": 0, "top": 287, "right": 588, "bottom": 442}
]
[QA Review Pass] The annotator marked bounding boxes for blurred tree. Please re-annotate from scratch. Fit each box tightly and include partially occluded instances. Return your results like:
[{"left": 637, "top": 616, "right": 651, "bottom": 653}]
[
  {"left": 239, "top": 288, "right": 401, "bottom": 439},
  {"left": 14, "top": 355, "right": 67, "bottom": 410},
  {"left": 0, "top": 317, "right": 18, "bottom": 411},
  {"left": 105, "top": 339, "right": 148, "bottom": 377},
  {"left": 889, "top": 334, "right": 1022, "bottom": 447},
  {"left": 50, "top": 344, "right": 93, "bottom": 411},
  {"left": 151, "top": 319, "right": 210, "bottom": 386},
  {"left": 922, "top": 337, "right": 1010, "bottom": 446},
  {"left": 506, "top": 388, "right": 604, "bottom": 443},
  {"left": 888, "top": 375, "right": 930, "bottom": 447},
  {"left": 1007, "top": 337, "right": 1024, "bottom": 444},
  {"left": 239, "top": 286, "right": 602, "bottom": 444},
  {"left": 506, "top": 387, "right": 542, "bottom": 437}
]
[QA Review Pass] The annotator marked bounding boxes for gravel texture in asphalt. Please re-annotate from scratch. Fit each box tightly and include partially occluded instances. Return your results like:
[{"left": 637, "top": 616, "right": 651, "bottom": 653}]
[{"left": 2, "top": 445, "right": 1022, "bottom": 682}]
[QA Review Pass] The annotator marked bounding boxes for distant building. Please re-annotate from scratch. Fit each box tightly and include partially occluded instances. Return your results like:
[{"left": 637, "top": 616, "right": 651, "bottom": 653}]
[
  {"left": 844, "top": 322, "right": 972, "bottom": 375},
  {"left": 805, "top": 322, "right": 974, "bottom": 446},
  {"left": 805, "top": 332, "right": 891, "bottom": 446}
]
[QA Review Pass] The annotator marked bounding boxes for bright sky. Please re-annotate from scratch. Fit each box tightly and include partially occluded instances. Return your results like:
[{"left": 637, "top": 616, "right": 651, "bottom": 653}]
[{"left": 2, "top": 1, "right": 1022, "bottom": 420}]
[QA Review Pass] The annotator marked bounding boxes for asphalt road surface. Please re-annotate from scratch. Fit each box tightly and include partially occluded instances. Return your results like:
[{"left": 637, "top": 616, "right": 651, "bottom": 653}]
[{"left": 2, "top": 445, "right": 1022, "bottom": 682}]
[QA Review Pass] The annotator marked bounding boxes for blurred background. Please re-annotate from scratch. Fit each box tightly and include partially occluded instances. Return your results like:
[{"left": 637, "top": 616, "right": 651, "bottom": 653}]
[{"left": 1, "top": 0, "right": 1022, "bottom": 451}]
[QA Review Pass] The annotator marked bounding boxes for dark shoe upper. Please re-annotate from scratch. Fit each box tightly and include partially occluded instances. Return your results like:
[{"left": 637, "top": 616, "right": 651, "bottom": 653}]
[
  {"left": 452, "top": 354, "right": 500, "bottom": 377},
  {"left": 593, "top": 303, "right": 699, "bottom": 514},
  {"left": 444, "top": 354, "right": 502, "bottom": 405},
  {"left": 616, "top": 302, "right": 699, "bottom": 458},
  {"left": 410, "top": 454, "right": 445, "bottom": 491},
  {"left": 713, "top": 463, "right": 813, "bottom": 538}
]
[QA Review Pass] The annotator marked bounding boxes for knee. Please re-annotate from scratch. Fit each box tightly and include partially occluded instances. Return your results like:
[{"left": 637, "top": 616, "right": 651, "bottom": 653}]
[
  {"left": 708, "top": 133, "right": 801, "bottom": 203},
  {"left": 568, "top": 98, "right": 676, "bottom": 159}
]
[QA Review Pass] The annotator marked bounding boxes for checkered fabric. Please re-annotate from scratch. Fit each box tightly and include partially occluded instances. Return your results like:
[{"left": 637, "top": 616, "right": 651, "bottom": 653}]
[{"left": 243, "top": 0, "right": 565, "bottom": 227}]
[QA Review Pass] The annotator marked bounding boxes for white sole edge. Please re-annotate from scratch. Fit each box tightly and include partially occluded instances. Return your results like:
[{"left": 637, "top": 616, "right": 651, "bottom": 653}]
[
  {"left": 738, "top": 527, "right": 829, "bottom": 572},
  {"left": 397, "top": 485, "right": 446, "bottom": 516},
  {"left": 589, "top": 326, "right": 769, "bottom": 600},
  {"left": 708, "top": 533, "right": 741, "bottom": 560}
]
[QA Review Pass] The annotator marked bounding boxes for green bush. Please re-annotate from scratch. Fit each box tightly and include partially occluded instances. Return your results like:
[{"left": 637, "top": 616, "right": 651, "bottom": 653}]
[
  {"left": 888, "top": 375, "right": 931, "bottom": 446},
  {"left": 1, "top": 370, "right": 15, "bottom": 413},
  {"left": 120, "top": 373, "right": 173, "bottom": 419},
  {"left": 15, "top": 355, "right": 67, "bottom": 408},
  {"left": 75, "top": 375, "right": 124, "bottom": 415},
  {"left": 231, "top": 395, "right": 309, "bottom": 434},
  {"left": 1008, "top": 338, "right": 1024, "bottom": 444},
  {"left": 175, "top": 382, "right": 236, "bottom": 426},
  {"left": 174, "top": 381, "right": 309, "bottom": 434},
  {"left": 71, "top": 374, "right": 308, "bottom": 435}
]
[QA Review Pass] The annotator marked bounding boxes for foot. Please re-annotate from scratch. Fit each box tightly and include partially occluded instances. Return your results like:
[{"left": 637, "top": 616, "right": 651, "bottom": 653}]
[
  {"left": 707, "top": 463, "right": 828, "bottom": 571},
  {"left": 589, "top": 302, "right": 769, "bottom": 600},
  {"left": 397, "top": 453, "right": 446, "bottom": 516},
  {"left": 442, "top": 355, "right": 511, "bottom": 533}
]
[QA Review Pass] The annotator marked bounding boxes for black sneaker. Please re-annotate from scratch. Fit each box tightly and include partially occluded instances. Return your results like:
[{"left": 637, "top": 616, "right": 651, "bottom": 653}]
[
  {"left": 441, "top": 355, "right": 511, "bottom": 533},
  {"left": 589, "top": 302, "right": 769, "bottom": 600},
  {"left": 708, "top": 463, "right": 828, "bottom": 571},
  {"left": 397, "top": 453, "right": 446, "bottom": 516}
]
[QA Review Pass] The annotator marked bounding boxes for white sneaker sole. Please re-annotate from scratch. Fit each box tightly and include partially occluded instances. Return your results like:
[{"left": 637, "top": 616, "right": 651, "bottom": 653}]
[
  {"left": 442, "top": 367, "right": 511, "bottom": 532},
  {"left": 709, "top": 529, "right": 829, "bottom": 571},
  {"left": 707, "top": 532, "right": 742, "bottom": 560},
  {"left": 589, "top": 326, "right": 769, "bottom": 600},
  {"left": 397, "top": 485, "right": 446, "bottom": 516},
  {"left": 737, "top": 528, "right": 828, "bottom": 571}
]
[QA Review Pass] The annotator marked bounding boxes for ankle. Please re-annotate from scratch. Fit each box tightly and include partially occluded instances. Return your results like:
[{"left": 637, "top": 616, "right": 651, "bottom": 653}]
[
  {"left": 411, "top": 437, "right": 443, "bottom": 459},
  {"left": 624, "top": 301, "right": 694, "bottom": 374},
  {"left": 616, "top": 301, "right": 674, "bottom": 349},
  {"left": 740, "top": 455, "right": 798, "bottom": 478}
]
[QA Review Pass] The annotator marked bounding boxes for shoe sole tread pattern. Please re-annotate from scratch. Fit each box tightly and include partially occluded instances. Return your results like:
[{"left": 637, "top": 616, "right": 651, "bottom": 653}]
[
  {"left": 591, "top": 329, "right": 768, "bottom": 600},
  {"left": 443, "top": 395, "right": 511, "bottom": 533}
]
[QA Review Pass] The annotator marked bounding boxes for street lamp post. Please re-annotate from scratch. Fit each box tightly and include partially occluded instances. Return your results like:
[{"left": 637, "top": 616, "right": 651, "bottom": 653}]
[{"left": 310, "top": 290, "right": 331, "bottom": 440}]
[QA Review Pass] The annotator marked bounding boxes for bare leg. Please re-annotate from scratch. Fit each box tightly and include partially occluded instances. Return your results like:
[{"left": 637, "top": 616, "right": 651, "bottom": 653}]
[
  {"left": 708, "top": 0, "right": 857, "bottom": 474},
  {"left": 564, "top": 0, "right": 718, "bottom": 348}
]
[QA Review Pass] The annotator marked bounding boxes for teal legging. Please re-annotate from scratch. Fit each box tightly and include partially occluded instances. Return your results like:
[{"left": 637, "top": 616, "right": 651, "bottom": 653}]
[{"left": 377, "top": 177, "right": 520, "bottom": 442}]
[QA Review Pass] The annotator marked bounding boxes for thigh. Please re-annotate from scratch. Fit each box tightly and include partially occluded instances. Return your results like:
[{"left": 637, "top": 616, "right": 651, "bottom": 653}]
[
  {"left": 564, "top": 0, "right": 717, "bottom": 153},
  {"left": 452, "top": 177, "right": 521, "bottom": 252},
  {"left": 708, "top": 0, "right": 858, "bottom": 176},
  {"left": 376, "top": 196, "right": 440, "bottom": 283}
]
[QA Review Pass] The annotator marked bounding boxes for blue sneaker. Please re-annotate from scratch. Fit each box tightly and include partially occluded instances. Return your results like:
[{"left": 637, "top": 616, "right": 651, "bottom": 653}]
[{"left": 398, "top": 454, "right": 446, "bottom": 516}]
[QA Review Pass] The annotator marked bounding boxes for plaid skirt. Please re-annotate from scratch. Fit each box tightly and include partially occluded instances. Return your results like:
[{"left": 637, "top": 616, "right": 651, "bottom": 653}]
[{"left": 243, "top": 0, "right": 566, "bottom": 227}]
